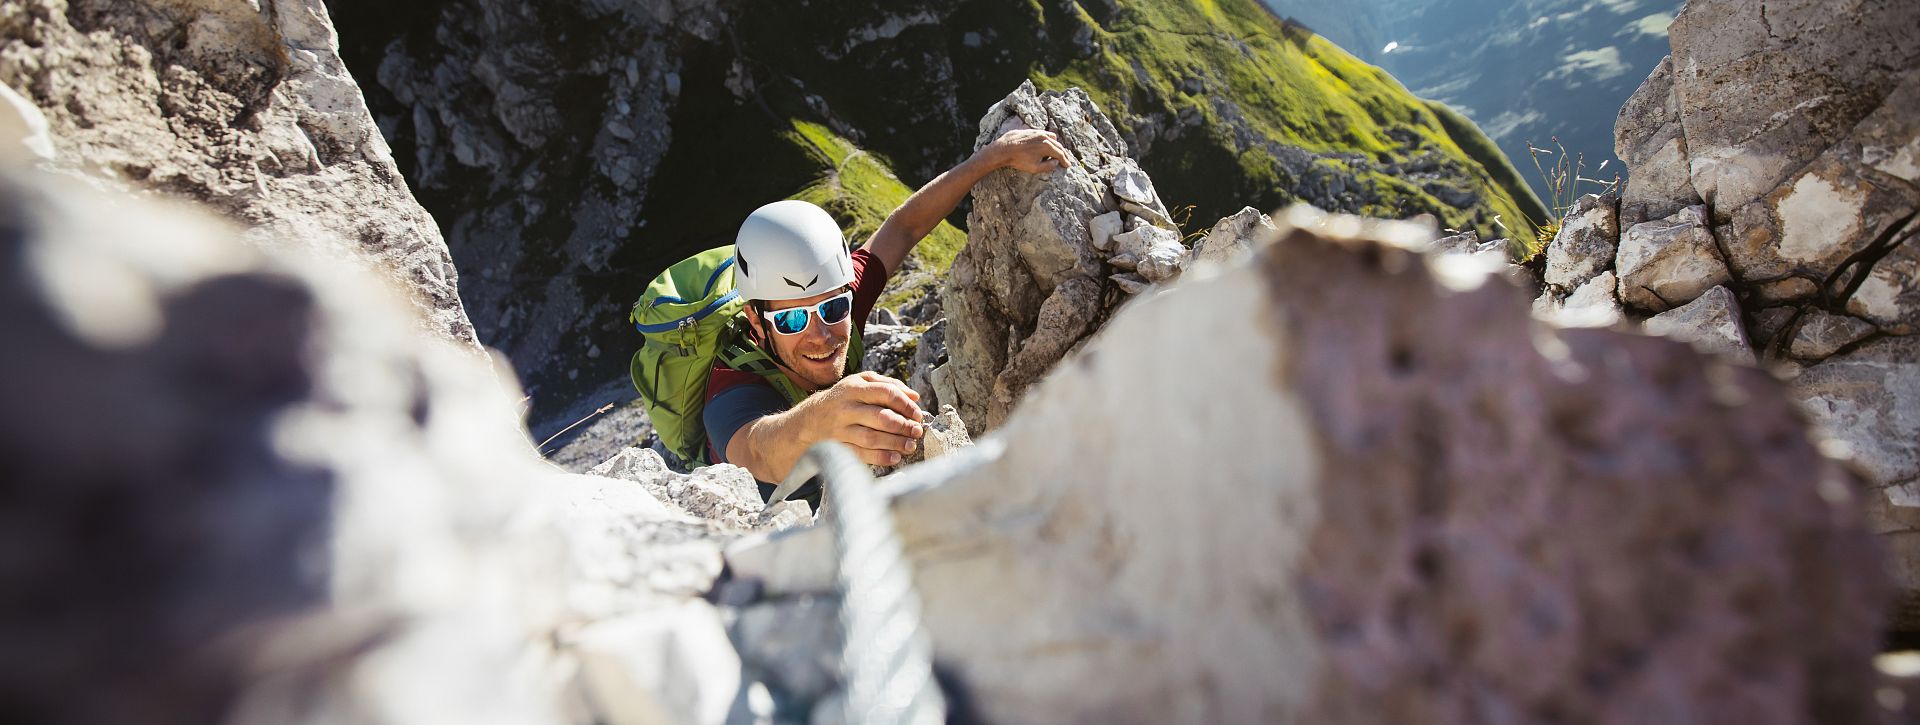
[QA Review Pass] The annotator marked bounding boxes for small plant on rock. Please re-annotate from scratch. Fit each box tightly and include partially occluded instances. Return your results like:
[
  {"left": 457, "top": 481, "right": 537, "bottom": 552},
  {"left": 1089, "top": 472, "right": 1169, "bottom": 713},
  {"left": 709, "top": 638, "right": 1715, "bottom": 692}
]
[{"left": 1524, "top": 137, "right": 1619, "bottom": 257}]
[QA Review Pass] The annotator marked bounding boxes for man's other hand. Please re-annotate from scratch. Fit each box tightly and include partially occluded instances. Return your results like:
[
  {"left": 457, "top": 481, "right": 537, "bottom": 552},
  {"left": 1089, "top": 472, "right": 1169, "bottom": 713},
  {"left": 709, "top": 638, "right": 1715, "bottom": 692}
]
[
  {"left": 800, "top": 371, "right": 928, "bottom": 467},
  {"left": 987, "top": 129, "right": 1074, "bottom": 174}
]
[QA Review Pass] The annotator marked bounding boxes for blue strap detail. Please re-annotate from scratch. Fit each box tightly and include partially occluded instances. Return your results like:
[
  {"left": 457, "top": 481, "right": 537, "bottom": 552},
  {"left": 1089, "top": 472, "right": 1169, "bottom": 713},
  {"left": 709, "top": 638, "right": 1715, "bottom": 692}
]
[
  {"left": 635, "top": 289, "right": 739, "bottom": 334},
  {"left": 648, "top": 257, "right": 736, "bottom": 307}
]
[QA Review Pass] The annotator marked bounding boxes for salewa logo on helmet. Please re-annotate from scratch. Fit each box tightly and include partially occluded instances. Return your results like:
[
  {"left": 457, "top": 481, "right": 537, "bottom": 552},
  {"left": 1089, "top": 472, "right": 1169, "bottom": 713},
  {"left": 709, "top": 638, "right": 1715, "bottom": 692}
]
[{"left": 783, "top": 274, "right": 819, "bottom": 291}]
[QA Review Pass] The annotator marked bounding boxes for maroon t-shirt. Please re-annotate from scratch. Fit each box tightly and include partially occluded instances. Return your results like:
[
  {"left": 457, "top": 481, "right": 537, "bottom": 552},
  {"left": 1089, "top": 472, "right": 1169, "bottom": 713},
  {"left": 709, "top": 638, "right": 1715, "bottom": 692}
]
[{"left": 704, "top": 247, "right": 889, "bottom": 462}]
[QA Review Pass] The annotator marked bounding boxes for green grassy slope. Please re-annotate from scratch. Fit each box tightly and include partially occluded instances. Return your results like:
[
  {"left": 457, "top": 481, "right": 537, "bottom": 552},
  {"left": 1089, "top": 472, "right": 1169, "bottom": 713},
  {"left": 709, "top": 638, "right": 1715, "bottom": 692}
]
[{"left": 1023, "top": 0, "right": 1542, "bottom": 239}]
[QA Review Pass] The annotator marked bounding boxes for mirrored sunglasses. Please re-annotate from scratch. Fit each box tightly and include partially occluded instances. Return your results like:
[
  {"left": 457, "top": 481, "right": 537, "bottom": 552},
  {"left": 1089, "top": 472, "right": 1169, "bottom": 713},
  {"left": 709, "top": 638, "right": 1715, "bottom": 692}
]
[{"left": 761, "top": 290, "right": 855, "bottom": 335}]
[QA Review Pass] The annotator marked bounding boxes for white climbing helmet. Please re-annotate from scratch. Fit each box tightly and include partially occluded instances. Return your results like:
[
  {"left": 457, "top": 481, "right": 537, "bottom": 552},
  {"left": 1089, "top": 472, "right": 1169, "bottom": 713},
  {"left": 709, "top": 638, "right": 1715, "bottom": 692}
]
[{"left": 733, "top": 199, "right": 855, "bottom": 302}]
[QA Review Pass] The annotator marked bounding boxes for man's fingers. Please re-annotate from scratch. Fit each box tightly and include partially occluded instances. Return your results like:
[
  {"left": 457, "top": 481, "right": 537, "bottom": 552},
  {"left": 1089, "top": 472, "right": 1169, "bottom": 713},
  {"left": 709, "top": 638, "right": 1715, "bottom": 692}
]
[
  {"left": 843, "top": 422, "right": 918, "bottom": 454},
  {"left": 848, "top": 377, "right": 921, "bottom": 418},
  {"left": 862, "top": 406, "right": 924, "bottom": 439},
  {"left": 849, "top": 444, "right": 903, "bottom": 467},
  {"left": 1044, "top": 138, "right": 1073, "bottom": 167}
]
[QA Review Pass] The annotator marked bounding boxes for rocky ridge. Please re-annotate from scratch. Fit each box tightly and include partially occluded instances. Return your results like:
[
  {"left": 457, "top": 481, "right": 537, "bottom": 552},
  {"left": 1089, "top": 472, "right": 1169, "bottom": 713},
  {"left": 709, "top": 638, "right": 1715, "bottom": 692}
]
[{"left": 1527, "top": 0, "right": 1920, "bottom": 625}]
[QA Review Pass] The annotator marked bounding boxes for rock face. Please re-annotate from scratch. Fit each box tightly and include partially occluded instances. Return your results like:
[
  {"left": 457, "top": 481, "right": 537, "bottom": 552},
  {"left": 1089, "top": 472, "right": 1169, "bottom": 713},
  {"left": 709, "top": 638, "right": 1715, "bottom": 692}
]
[
  {"left": 937, "top": 81, "right": 1183, "bottom": 430},
  {"left": 1612, "top": 205, "right": 1730, "bottom": 312},
  {"left": 0, "top": 0, "right": 479, "bottom": 349},
  {"left": 1530, "top": 0, "right": 1920, "bottom": 626},
  {"left": 1542, "top": 193, "right": 1618, "bottom": 291},
  {"left": 861, "top": 208, "right": 1886, "bottom": 723},
  {"left": 1641, "top": 285, "right": 1754, "bottom": 363},
  {"left": 0, "top": 169, "right": 806, "bottom": 725}
]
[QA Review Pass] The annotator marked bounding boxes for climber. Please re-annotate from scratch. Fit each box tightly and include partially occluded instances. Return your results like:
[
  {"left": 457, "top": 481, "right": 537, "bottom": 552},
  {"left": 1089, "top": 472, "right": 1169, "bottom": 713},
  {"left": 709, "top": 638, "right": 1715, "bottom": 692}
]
[{"left": 708, "top": 128, "right": 1071, "bottom": 486}]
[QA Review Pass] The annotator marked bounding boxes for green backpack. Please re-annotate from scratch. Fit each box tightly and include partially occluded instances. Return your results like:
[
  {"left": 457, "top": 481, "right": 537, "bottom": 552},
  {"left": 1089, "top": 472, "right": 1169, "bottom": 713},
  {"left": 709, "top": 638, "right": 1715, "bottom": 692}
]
[{"left": 630, "top": 246, "right": 864, "bottom": 466}]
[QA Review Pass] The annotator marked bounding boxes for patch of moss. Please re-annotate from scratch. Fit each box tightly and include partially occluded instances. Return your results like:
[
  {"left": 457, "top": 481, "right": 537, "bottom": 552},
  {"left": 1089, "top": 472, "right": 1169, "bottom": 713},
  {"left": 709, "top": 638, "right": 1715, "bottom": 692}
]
[{"left": 784, "top": 120, "right": 966, "bottom": 312}]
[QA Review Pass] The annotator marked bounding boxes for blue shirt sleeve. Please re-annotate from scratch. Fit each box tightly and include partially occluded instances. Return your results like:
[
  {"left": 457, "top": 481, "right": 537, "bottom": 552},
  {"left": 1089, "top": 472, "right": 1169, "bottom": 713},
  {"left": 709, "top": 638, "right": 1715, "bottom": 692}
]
[{"left": 704, "top": 382, "right": 789, "bottom": 464}]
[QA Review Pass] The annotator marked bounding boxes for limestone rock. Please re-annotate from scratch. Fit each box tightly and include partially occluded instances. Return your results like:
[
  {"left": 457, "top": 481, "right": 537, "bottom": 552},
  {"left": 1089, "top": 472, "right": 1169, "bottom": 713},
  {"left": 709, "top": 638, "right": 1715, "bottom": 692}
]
[
  {"left": 0, "top": 170, "right": 803, "bottom": 725},
  {"left": 904, "top": 319, "right": 948, "bottom": 410},
  {"left": 1845, "top": 227, "right": 1920, "bottom": 335},
  {"left": 1543, "top": 193, "right": 1618, "bottom": 290},
  {"left": 1790, "top": 309, "right": 1878, "bottom": 361},
  {"left": 1795, "top": 336, "right": 1920, "bottom": 498},
  {"left": 941, "top": 81, "right": 1174, "bottom": 430},
  {"left": 1724, "top": 140, "right": 1920, "bottom": 290},
  {"left": 0, "top": 0, "right": 480, "bottom": 349},
  {"left": 1535, "top": 270, "right": 1624, "bottom": 328},
  {"left": 732, "top": 595, "right": 842, "bottom": 704},
  {"left": 569, "top": 600, "right": 742, "bottom": 725},
  {"left": 882, "top": 206, "right": 1886, "bottom": 723},
  {"left": 1641, "top": 285, "right": 1755, "bottom": 364},
  {"left": 1088, "top": 210, "right": 1125, "bottom": 252},
  {"left": 1192, "top": 206, "right": 1277, "bottom": 269},
  {"left": 859, "top": 323, "right": 920, "bottom": 382},
  {"left": 1793, "top": 336, "right": 1920, "bottom": 628},
  {"left": 1666, "top": 0, "right": 1920, "bottom": 212},
  {"left": 0, "top": 82, "right": 53, "bottom": 164},
  {"left": 0, "top": 169, "right": 565, "bottom": 724},
  {"left": 587, "top": 448, "right": 808, "bottom": 531},
  {"left": 1613, "top": 57, "right": 1700, "bottom": 227},
  {"left": 1614, "top": 205, "right": 1731, "bottom": 312},
  {"left": 1753, "top": 276, "right": 1820, "bottom": 306},
  {"left": 920, "top": 405, "right": 973, "bottom": 460},
  {"left": 1427, "top": 229, "right": 1480, "bottom": 255}
]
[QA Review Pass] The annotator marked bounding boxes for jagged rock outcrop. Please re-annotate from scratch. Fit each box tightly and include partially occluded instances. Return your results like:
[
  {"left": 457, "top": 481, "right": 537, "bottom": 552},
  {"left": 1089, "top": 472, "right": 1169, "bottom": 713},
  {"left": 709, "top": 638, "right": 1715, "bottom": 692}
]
[
  {"left": 0, "top": 169, "right": 806, "bottom": 724},
  {"left": 0, "top": 0, "right": 478, "bottom": 349},
  {"left": 937, "top": 81, "right": 1185, "bottom": 430},
  {"left": 1523, "top": 0, "right": 1920, "bottom": 626},
  {"left": 732, "top": 207, "right": 1890, "bottom": 722}
]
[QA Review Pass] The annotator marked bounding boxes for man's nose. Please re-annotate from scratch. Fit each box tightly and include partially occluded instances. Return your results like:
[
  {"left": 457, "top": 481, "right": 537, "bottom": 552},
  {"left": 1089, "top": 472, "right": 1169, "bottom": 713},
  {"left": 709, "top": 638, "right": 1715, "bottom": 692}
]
[{"left": 806, "top": 313, "right": 842, "bottom": 343}]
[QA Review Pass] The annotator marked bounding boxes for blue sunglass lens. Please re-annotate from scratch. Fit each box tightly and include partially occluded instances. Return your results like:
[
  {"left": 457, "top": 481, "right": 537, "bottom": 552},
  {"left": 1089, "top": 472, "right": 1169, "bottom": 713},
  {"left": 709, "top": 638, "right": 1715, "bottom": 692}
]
[
  {"left": 819, "top": 295, "right": 853, "bottom": 324},
  {"left": 772, "top": 308, "right": 810, "bottom": 334}
]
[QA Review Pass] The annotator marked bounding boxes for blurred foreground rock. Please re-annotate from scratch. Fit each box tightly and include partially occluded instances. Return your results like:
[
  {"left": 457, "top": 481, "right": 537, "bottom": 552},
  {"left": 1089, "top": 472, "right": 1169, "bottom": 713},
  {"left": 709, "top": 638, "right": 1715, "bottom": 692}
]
[
  {"left": 859, "top": 207, "right": 1888, "bottom": 722},
  {"left": 0, "top": 171, "right": 802, "bottom": 725}
]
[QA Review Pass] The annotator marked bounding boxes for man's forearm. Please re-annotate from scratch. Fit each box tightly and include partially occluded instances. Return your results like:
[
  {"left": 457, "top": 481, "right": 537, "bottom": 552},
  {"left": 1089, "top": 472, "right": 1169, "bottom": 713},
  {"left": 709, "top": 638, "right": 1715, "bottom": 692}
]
[{"left": 729, "top": 408, "right": 815, "bottom": 483}]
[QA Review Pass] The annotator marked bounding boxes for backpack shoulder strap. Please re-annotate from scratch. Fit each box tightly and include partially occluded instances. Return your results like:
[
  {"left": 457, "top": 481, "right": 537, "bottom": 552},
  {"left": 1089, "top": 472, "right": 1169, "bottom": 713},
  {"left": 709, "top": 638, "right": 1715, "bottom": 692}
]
[{"left": 719, "top": 322, "right": 812, "bottom": 407}]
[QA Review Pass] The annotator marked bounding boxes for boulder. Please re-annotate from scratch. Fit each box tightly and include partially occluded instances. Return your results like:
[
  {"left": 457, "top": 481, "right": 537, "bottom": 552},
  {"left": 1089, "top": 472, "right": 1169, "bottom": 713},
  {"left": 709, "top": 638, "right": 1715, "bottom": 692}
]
[
  {"left": 1794, "top": 336, "right": 1920, "bottom": 628},
  {"left": 1191, "top": 206, "right": 1276, "bottom": 268},
  {"left": 1614, "top": 205, "right": 1731, "bottom": 312},
  {"left": 1613, "top": 57, "right": 1700, "bottom": 227},
  {"left": 1641, "top": 285, "right": 1755, "bottom": 364},
  {"left": 0, "top": 169, "right": 564, "bottom": 724},
  {"left": 939, "top": 81, "right": 1177, "bottom": 430},
  {"left": 876, "top": 206, "right": 1887, "bottom": 723},
  {"left": 1542, "top": 193, "right": 1619, "bottom": 290},
  {"left": 1723, "top": 140, "right": 1920, "bottom": 292},
  {"left": 0, "top": 169, "right": 811, "bottom": 725},
  {"left": 587, "top": 447, "right": 809, "bottom": 531},
  {"left": 0, "top": 0, "right": 480, "bottom": 349},
  {"left": 1666, "top": 0, "right": 1920, "bottom": 212},
  {"left": 1789, "top": 309, "right": 1879, "bottom": 361}
]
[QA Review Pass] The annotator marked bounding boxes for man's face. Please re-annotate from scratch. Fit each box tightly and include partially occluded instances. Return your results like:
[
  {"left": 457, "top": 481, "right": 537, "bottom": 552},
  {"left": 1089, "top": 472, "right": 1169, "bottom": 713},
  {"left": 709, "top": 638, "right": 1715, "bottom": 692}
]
[{"left": 752, "top": 287, "right": 853, "bottom": 391}]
